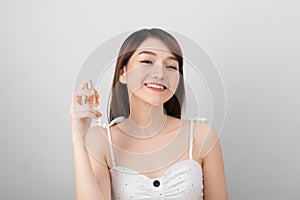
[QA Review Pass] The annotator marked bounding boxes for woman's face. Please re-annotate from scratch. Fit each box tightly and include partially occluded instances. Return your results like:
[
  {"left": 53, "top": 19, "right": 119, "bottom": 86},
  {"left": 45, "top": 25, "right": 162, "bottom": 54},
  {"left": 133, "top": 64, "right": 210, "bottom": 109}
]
[{"left": 121, "top": 37, "right": 180, "bottom": 106}]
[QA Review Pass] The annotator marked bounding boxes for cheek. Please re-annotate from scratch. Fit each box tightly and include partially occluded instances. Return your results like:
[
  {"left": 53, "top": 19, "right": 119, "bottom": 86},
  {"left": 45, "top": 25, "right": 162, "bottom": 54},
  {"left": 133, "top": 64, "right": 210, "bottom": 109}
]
[
  {"left": 126, "top": 66, "right": 149, "bottom": 91},
  {"left": 168, "top": 72, "right": 180, "bottom": 92}
]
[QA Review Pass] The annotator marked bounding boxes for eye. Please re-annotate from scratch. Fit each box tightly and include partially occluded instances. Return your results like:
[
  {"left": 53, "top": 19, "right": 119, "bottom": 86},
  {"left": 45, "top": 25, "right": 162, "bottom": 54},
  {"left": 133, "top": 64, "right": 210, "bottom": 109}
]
[
  {"left": 166, "top": 65, "right": 178, "bottom": 70},
  {"left": 140, "top": 60, "right": 153, "bottom": 65}
]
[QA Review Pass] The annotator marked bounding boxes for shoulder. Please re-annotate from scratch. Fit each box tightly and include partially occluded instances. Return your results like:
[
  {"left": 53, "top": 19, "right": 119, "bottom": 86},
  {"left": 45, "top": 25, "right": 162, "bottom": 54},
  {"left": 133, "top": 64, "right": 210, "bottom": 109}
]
[
  {"left": 85, "top": 126, "right": 110, "bottom": 166},
  {"left": 167, "top": 116, "right": 189, "bottom": 129},
  {"left": 86, "top": 125, "right": 109, "bottom": 144},
  {"left": 192, "top": 119, "right": 219, "bottom": 160}
]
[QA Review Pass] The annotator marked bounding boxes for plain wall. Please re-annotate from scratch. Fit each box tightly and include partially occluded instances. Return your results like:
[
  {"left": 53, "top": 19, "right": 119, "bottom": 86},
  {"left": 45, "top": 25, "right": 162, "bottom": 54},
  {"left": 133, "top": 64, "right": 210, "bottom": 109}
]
[{"left": 0, "top": 0, "right": 299, "bottom": 199}]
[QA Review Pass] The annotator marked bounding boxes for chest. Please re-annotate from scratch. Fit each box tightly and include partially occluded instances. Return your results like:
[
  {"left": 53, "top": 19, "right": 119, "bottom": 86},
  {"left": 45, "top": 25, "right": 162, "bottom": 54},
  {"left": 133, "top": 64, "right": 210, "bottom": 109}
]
[
  {"left": 109, "top": 158, "right": 204, "bottom": 200},
  {"left": 105, "top": 126, "right": 203, "bottom": 179},
  {"left": 113, "top": 129, "right": 181, "bottom": 153}
]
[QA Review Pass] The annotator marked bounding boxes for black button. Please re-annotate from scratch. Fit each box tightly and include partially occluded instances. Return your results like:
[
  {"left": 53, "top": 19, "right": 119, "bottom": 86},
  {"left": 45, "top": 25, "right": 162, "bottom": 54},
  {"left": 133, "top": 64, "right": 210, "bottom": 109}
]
[{"left": 153, "top": 180, "right": 160, "bottom": 187}]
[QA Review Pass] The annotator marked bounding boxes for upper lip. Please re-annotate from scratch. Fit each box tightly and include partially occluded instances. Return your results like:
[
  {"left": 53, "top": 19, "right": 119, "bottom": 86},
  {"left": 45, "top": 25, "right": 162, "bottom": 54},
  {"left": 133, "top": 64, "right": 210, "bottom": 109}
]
[{"left": 144, "top": 82, "right": 167, "bottom": 89}]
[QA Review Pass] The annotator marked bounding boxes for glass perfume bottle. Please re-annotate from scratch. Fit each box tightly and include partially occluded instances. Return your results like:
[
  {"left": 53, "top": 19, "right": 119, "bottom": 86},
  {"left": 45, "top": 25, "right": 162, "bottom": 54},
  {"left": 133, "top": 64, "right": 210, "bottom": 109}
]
[
  {"left": 85, "top": 80, "right": 99, "bottom": 107},
  {"left": 82, "top": 80, "right": 100, "bottom": 126}
]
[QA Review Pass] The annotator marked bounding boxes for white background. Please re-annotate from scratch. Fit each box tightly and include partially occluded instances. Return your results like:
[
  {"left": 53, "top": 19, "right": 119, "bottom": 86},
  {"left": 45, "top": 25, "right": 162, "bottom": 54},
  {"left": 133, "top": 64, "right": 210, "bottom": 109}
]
[{"left": 0, "top": 0, "right": 299, "bottom": 199}]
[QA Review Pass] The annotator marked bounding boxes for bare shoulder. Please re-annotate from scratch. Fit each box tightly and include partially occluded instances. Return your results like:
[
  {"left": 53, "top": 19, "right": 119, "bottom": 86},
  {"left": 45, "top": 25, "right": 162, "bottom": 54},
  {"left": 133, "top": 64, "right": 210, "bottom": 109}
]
[
  {"left": 192, "top": 120, "right": 220, "bottom": 160},
  {"left": 86, "top": 125, "right": 109, "bottom": 145},
  {"left": 85, "top": 126, "right": 110, "bottom": 167},
  {"left": 166, "top": 116, "right": 190, "bottom": 131},
  {"left": 160, "top": 117, "right": 217, "bottom": 158}
]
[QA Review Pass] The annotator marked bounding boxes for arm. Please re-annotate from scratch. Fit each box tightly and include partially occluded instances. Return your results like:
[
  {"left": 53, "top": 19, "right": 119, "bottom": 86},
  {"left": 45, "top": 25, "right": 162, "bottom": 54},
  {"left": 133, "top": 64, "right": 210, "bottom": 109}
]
[
  {"left": 72, "top": 126, "right": 111, "bottom": 200},
  {"left": 196, "top": 122, "right": 228, "bottom": 200},
  {"left": 70, "top": 79, "right": 110, "bottom": 200}
]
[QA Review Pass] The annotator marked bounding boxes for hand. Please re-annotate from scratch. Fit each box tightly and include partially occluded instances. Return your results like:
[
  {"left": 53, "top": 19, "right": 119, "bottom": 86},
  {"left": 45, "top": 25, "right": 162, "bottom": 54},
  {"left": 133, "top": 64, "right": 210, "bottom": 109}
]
[{"left": 69, "top": 80, "right": 102, "bottom": 142}]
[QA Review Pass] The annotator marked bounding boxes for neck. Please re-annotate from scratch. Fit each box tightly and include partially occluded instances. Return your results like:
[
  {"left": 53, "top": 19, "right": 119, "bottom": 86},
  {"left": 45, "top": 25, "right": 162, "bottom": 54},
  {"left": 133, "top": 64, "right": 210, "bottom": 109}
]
[
  {"left": 118, "top": 97, "right": 168, "bottom": 138},
  {"left": 130, "top": 105, "right": 164, "bottom": 126}
]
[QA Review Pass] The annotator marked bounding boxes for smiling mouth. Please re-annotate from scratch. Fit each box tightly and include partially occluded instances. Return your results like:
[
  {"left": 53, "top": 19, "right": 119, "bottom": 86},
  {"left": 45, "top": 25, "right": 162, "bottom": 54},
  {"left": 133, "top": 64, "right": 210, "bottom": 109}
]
[{"left": 144, "top": 83, "right": 167, "bottom": 90}]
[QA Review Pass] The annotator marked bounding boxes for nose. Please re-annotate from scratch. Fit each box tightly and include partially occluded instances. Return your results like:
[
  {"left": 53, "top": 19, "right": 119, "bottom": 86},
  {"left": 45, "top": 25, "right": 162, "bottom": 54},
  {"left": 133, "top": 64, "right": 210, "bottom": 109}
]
[{"left": 151, "top": 64, "right": 165, "bottom": 79}]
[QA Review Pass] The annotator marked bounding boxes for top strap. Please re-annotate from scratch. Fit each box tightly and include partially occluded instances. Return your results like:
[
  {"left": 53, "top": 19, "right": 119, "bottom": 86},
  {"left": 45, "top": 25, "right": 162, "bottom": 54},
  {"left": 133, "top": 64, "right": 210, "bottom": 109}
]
[
  {"left": 188, "top": 117, "right": 207, "bottom": 160},
  {"left": 189, "top": 120, "right": 194, "bottom": 160},
  {"left": 107, "top": 116, "right": 125, "bottom": 168},
  {"left": 107, "top": 126, "right": 116, "bottom": 167}
]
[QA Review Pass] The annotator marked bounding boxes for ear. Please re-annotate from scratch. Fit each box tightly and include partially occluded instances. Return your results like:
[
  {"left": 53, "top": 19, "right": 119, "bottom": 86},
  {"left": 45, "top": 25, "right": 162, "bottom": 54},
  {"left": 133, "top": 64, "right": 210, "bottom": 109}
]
[{"left": 119, "top": 66, "right": 127, "bottom": 84}]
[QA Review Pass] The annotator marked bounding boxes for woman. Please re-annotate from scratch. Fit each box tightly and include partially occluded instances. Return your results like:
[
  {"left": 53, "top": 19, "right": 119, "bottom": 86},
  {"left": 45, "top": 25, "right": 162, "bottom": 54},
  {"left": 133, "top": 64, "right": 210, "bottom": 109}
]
[{"left": 70, "top": 28, "right": 228, "bottom": 200}]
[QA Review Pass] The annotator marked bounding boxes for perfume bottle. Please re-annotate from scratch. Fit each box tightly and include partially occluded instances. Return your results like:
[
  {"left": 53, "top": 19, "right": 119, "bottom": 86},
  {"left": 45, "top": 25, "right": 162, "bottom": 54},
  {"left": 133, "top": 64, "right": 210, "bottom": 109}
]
[
  {"left": 82, "top": 80, "right": 101, "bottom": 127},
  {"left": 83, "top": 80, "right": 99, "bottom": 108}
]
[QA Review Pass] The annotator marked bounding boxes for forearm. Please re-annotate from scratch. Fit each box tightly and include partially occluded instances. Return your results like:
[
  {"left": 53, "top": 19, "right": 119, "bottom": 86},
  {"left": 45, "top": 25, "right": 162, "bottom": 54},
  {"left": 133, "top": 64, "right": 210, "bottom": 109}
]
[{"left": 72, "top": 132, "right": 105, "bottom": 200}]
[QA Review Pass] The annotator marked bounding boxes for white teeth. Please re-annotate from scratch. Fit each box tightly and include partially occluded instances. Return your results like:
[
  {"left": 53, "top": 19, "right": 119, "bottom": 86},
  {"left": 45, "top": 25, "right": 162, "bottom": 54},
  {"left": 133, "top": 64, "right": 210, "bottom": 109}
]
[{"left": 146, "top": 83, "right": 164, "bottom": 89}]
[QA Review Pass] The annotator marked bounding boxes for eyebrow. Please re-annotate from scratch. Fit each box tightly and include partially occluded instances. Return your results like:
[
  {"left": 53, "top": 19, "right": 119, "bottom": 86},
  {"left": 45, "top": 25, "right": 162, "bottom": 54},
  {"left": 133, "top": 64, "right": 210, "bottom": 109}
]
[{"left": 137, "top": 50, "right": 178, "bottom": 62}]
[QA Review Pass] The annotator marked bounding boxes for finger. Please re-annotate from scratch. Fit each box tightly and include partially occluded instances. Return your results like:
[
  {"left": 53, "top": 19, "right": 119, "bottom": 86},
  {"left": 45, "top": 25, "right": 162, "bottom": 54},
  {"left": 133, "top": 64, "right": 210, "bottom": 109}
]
[
  {"left": 73, "top": 90, "right": 96, "bottom": 105},
  {"left": 76, "top": 112, "right": 97, "bottom": 119},
  {"left": 70, "top": 96, "right": 80, "bottom": 111},
  {"left": 93, "top": 109, "right": 102, "bottom": 117},
  {"left": 75, "top": 109, "right": 98, "bottom": 119},
  {"left": 73, "top": 107, "right": 102, "bottom": 116},
  {"left": 74, "top": 89, "right": 95, "bottom": 97}
]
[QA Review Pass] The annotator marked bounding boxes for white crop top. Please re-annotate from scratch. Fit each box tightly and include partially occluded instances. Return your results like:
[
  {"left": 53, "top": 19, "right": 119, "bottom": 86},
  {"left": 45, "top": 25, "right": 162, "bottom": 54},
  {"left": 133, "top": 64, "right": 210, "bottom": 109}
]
[{"left": 106, "top": 117, "right": 207, "bottom": 200}]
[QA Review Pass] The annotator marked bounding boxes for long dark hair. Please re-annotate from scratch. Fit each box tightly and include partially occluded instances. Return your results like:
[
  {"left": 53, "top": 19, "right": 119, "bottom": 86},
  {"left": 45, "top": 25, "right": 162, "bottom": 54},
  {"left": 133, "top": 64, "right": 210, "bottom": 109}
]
[{"left": 109, "top": 28, "right": 185, "bottom": 122}]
